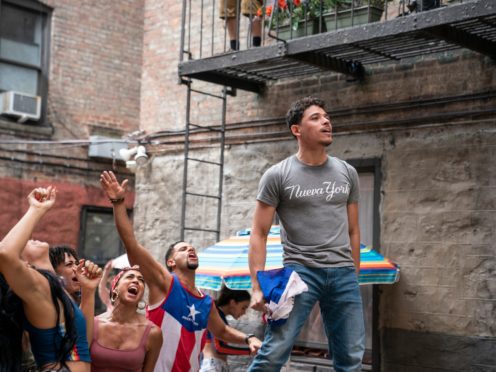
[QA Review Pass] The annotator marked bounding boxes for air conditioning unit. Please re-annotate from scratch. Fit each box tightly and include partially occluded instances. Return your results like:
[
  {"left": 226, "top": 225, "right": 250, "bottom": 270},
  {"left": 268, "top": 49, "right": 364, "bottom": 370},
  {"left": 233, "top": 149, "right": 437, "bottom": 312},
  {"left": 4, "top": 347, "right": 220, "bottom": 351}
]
[{"left": 0, "top": 91, "right": 42, "bottom": 122}]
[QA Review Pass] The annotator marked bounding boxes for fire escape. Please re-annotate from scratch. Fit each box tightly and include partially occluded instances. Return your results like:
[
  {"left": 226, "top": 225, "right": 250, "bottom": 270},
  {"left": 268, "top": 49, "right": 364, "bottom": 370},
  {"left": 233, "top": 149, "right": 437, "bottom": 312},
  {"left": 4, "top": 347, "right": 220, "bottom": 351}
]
[
  {"left": 178, "top": 0, "right": 496, "bottom": 252},
  {"left": 179, "top": 0, "right": 495, "bottom": 93}
]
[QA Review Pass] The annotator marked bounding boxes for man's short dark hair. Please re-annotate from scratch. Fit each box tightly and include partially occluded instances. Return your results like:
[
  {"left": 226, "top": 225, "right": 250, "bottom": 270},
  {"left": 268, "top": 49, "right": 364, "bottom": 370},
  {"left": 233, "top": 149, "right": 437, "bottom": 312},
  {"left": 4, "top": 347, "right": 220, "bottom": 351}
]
[
  {"left": 49, "top": 245, "right": 79, "bottom": 269},
  {"left": 286, "top": 96, "right": 327, "bottom": 132},
  {"left": 164, "top": 241, "right": 183, "bottom": 272}
]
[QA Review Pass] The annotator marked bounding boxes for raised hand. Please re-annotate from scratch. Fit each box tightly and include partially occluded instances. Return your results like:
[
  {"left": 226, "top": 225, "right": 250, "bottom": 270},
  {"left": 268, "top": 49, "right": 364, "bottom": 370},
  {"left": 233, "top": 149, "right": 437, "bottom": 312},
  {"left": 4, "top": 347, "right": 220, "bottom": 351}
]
[
  {"left": 99, "top": 260, "right": 114, "bottom": 288},
  {"left": 27, "top": 186, "right": 57, "bottom": 211},
  {"left": 76, "top": 259, "right": 102, "bottom": 291},
  {"left": 100, "top": 171, "right": 128, "bottom": 201}
]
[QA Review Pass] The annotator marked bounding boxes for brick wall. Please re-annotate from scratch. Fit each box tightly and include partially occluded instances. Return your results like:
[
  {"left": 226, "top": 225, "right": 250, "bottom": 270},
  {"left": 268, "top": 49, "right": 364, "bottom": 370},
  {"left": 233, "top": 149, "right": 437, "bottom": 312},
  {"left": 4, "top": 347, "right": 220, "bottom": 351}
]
[
  {"left": 42, "top": 0, "right": 144, "bottom": 142},
  {"left": 0, "top": 0, "right": 142, "bottom": 256},
  {"left": 0, "top": 176, "right": 133, "bottom": 247}
]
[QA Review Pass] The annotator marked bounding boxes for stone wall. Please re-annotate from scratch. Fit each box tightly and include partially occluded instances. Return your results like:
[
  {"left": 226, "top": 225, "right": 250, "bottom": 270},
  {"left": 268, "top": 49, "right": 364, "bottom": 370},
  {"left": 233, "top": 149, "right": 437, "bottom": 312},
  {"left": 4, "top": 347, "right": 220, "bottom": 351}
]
[
  {"left": 138, "top": 26, "right": 496, "bottom": 368},
  {"left": 136, "top": 116, "right": 495, "bottom": 370}
]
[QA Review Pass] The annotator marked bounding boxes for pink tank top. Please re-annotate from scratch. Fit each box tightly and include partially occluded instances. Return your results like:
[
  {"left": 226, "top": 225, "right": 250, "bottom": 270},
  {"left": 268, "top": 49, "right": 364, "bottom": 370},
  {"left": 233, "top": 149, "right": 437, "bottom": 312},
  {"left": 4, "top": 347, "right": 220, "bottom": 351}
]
[{"left": 90, "top": 317, "right": 153, "bottom": 372}]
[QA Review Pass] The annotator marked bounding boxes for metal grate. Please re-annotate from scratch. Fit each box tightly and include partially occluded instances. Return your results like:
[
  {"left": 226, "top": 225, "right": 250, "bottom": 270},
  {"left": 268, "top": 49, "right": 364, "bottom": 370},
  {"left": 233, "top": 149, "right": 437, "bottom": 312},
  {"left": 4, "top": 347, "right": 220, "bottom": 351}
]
[
  {"left": 13, "top": 93, "right": 38, "bottom": 115},
  {"left": 179, "top": 0, "right": 496, "bottom": 92}
]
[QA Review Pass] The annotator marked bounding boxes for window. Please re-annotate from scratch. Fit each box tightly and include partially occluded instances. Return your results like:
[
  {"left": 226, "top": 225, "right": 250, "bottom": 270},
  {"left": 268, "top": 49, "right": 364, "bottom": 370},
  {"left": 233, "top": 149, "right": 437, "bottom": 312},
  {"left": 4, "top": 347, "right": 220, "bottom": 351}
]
[
  {"left": 79, "top": 206, "right": 131, "bottom": 315},
  {"left": 0, "top": 0, "right": 51, "bottom": 122},
  {"left": 79, "top": 206, "right": 127, "bottom": 264}
]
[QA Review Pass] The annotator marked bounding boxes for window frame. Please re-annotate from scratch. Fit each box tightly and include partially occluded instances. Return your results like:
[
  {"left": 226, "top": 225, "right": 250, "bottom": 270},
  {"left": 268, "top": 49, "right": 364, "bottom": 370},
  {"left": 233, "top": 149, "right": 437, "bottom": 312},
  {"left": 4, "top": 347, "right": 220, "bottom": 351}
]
[
  {"left": 78, "top": 205, "right": 132, "bottom": 266},
  {"left": 78, "top": 205, "right": 133, "bottom": 315},
  {"left": 349, "top": 157, "right": 382, "bottom": 372},
  {"left": 0, "top": 0, "right": 52, "bottom": 125}
]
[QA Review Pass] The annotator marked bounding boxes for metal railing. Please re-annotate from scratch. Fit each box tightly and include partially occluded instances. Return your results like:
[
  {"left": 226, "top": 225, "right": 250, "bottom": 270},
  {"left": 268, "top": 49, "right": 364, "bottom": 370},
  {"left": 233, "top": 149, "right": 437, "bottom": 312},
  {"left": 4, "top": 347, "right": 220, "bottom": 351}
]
[{"left": 179, "top": 0, "right": 470, "bottom": 61}]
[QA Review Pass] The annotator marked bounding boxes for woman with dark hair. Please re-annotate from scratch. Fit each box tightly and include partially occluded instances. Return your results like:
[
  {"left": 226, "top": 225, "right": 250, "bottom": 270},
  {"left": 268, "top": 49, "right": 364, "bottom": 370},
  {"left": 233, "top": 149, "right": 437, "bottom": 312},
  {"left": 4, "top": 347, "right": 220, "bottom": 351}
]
[
  {"left": 0, "top": 272, "right": 23, "bottom": 371},
  {"left": 49, "top": 245, "right": 81, "bottom": 303},
  {"left": 90, "top": 265, "right": 163, "bottom": 371},
  {"left": 0, "top": 186, "right": 100, "bottom": 372},
  {"left": 200, "top": 287, "right": 252, "bottom": 372}
]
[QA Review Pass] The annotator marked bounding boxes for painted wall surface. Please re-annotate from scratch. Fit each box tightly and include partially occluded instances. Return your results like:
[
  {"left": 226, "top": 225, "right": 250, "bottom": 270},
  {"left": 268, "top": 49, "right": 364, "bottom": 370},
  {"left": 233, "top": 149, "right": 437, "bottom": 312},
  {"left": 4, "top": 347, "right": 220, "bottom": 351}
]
[{"left": 0, "top": 170, "right": 134, "bottom": 253}]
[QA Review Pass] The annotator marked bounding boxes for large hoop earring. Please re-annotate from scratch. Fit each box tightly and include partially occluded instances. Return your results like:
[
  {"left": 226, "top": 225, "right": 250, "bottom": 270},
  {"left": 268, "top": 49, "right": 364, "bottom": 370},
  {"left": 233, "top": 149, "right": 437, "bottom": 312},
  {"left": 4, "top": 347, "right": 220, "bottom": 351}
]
[{"left": 110, "top": 290, "right": 118, "bottom": 304}]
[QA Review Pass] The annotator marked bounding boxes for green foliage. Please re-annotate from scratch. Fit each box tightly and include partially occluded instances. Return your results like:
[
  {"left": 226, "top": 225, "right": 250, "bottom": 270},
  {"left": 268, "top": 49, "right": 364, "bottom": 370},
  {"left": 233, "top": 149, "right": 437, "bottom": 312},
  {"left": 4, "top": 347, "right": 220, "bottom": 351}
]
[{"left": 267, "top": 0, "right": 356, "bottom": 30}]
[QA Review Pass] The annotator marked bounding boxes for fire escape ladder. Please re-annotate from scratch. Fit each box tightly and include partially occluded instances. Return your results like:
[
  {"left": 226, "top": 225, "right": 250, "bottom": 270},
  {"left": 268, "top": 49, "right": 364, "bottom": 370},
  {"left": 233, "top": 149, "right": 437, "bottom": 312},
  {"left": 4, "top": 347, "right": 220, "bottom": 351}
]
[{"left": 179, "top": 81, "right": 229, "bottom": 242}]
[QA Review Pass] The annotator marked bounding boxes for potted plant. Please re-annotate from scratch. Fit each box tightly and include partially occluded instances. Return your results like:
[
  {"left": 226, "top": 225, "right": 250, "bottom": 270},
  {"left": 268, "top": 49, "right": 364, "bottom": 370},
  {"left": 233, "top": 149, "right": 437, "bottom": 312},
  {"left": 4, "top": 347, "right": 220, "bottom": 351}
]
[
  {"left": 262, "top": 0, "right": 324, "bottom": 40},
  {"left": 322, "top": 0, "right": 385, "bottom": 32},
  {"left": 262, "top": 0, "right": 385, "bottom": 39}
]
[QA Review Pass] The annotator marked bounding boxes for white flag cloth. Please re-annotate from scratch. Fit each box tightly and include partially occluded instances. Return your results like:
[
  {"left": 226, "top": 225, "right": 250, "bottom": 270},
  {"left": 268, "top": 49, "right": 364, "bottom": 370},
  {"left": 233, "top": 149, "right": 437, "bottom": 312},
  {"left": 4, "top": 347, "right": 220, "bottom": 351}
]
[
  {"left": 111, "top": 253, "right": 130, "bottom": 269},
  {"left": 257, "top": 267, "right": 308, "bottom": 326}
]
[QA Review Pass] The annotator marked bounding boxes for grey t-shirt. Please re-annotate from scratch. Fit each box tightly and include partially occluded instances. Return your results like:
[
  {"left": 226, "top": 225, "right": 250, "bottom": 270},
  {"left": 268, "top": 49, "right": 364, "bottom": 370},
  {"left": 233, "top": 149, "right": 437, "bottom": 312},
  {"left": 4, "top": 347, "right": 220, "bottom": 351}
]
[{"left": 257, "top": 155, "right": 359, "bottom": 268}]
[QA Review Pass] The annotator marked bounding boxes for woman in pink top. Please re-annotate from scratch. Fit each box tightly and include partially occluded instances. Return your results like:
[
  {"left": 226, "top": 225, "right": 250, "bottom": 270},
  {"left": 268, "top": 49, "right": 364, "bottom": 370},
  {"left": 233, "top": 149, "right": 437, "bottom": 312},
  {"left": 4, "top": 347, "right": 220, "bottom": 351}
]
[{"left": 90, "top": 266, "right": 162, "bottom": 372}]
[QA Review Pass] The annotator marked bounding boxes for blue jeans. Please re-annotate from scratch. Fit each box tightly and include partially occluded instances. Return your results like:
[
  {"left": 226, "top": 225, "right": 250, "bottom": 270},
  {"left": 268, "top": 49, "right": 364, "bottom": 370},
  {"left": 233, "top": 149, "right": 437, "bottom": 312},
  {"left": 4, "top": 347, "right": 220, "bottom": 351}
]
[{"left": 248, "top": 264, "right": 365, "bottom": 372}]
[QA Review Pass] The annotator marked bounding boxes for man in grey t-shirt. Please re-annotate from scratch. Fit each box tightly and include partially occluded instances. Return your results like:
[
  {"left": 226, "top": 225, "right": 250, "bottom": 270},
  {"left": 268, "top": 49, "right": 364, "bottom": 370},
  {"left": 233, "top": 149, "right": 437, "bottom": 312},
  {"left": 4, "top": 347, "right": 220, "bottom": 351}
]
[{"left": 248, "top": 97, "right": 365, "bottom": 372}]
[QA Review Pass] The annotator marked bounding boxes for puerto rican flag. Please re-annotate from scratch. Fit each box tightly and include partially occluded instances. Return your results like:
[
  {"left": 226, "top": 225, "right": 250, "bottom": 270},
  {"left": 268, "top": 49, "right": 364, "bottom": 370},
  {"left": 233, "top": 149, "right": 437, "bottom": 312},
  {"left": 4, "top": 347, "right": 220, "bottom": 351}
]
[{"left": 147, "top": 275, "right": 213, "bottom": 372}]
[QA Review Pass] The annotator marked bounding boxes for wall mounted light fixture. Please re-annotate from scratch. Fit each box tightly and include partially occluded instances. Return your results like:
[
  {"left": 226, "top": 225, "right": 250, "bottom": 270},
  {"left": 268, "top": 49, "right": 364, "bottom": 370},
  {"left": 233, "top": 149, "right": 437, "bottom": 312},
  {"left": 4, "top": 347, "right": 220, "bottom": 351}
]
[{"left": 119, "top": 145, "right": 148, "bottom": 169}]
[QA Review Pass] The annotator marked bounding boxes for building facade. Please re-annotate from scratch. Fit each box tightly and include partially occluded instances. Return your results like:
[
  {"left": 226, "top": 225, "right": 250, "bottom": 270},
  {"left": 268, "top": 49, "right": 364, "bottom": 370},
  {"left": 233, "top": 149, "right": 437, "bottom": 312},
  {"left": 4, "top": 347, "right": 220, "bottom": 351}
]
[
  {"left": 1, "top": 0, "right": 494, "bottom": 370},
  {"left": 0, "top": 0, "right": 140, "bottom": 272}
]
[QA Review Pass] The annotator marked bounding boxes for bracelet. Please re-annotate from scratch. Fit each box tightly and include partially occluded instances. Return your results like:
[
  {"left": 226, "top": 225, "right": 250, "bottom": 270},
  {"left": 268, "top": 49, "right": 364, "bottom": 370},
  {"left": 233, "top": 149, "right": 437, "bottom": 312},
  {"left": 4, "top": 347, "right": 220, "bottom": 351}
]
[
  {"left": 109, "top": 197, "right": 125, "bottom": 204},
  {"left": 244, "top": 333, "right": 256, "bottom": 344}
]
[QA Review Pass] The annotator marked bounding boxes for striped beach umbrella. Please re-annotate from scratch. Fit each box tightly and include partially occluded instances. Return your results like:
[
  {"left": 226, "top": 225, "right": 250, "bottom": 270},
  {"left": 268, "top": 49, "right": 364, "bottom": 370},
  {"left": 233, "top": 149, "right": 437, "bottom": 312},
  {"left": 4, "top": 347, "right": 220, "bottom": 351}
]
[{"left": 196, "top": 226, "right": 399, "bottom": 290}]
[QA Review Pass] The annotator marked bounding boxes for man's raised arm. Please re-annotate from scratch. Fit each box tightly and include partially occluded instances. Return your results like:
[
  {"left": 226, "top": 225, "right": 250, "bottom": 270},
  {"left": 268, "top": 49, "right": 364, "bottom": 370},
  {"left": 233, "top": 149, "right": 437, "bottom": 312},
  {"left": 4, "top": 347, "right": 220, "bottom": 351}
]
[{"left": 100, "top": 171, "right": 171, "bottom": 296}]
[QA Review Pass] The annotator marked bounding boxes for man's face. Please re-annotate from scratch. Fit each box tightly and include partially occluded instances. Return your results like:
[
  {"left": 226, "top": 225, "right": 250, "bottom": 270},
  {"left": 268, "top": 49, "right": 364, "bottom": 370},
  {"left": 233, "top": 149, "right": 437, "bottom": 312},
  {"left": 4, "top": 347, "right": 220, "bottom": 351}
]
[
  {"left": 292, "top": 105, "right": 333, "bottom": 147},
  {"left": 168, "top": 242, "right": 199, "bottom": 272},
  {"left": 55, "top": 253, "right": 80, "bottom": 297}
]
